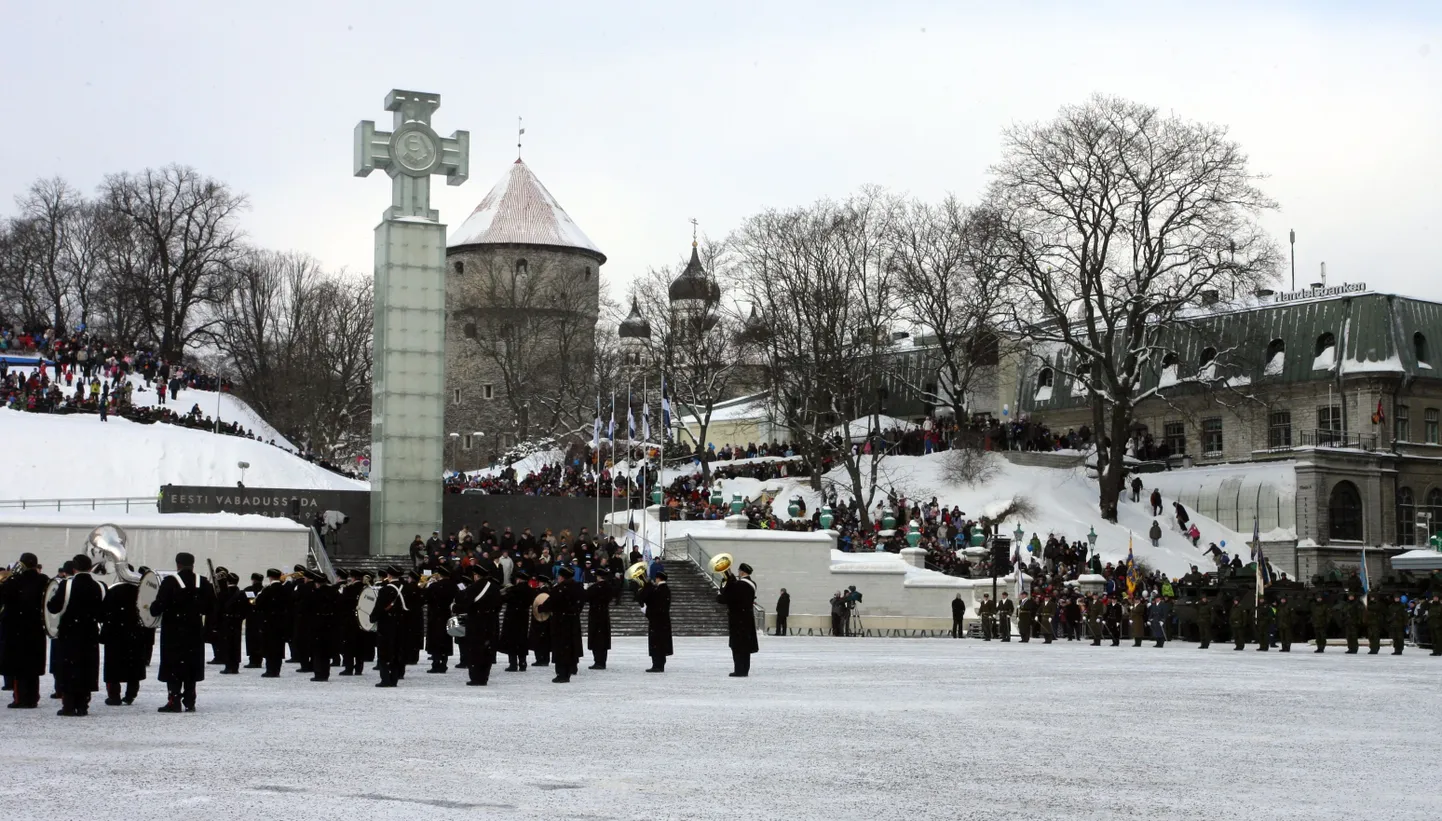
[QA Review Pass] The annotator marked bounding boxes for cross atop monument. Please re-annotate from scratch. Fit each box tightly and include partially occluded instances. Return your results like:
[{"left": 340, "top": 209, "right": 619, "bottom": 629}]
[{"left": 354, "top": 89, "right": 469, "bottom": 221}]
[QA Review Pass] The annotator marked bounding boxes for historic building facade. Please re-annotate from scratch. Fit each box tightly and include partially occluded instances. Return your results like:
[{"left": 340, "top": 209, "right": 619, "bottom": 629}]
[
  {"left": 1012, "top": 288, "right": 1442, "bottom": 568},
  {"left": 444, "top": 159, "right": 604, "bottom": 470}
]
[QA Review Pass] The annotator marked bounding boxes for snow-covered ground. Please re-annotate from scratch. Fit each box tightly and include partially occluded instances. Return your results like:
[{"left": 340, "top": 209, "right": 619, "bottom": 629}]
[
  {"left": 0, "top": 637, "right": 1434, "bottom": 820},
  {"left": 0, "top": 408, "right": 365, "bottom": 503},
  {"left": 707, "top": 453, "right": 1248, "bottom": 577}
]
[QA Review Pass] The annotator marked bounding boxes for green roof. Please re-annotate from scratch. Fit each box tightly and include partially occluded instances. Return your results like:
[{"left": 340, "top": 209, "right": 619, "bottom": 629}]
[{"left": 1018, "top": 292, "right": 1441, "bottom": 413}]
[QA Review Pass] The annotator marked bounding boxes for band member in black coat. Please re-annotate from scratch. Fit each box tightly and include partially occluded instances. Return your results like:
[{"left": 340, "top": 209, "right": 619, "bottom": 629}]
[
  {"left": 538, "top": 565, "right": 584, "bottom": 683},
  {"left": 47, "top": 554, "right": 105, "bottom": 716},
  {"left": 254, "top": 569, "right": 289, "bottom": 677},
  {"left": 305, "top": 571, "right": 340, "bottom": 682},
  {"left": 529, "top": 575, "right": 552, "bottom": 668},
  {"left": 500, "top": 569, "right": 534, "bottom": 672},
  {"left": 369, "top": 566, "right": 408, "bottom": 687},
  {"left": 1, "top": 552, "right": 50, "bottom": 708},
  {"left": 150, "top": 552, "right": 217, "bottom": 712},
  {"left": 455, "top": 563, "right": 503, "bottom": 685},
  {"left": 216, "top": 573, "right": 246, "bottom": 674},
  {"left": 636, "top": 571, "right": 673, "bottom": 672},
  {"left": 100, "top": 569, "right": 153, "bottom": 705},
  {"left": 285, "top": 566, "right": 311, "bottom": 672},
  {"left": 424, "top": 567, "right": 457, "bottom": 674},
  {"left": 774, "top": 588, "right": 790, "bottom": 637},
  {"left": 717, "top": 562, "right": 758, "bottom": 677},
  {"left": 402, "top": 571, "right": 425, "bottom": 673},
  {"left": 243, "top": 573, "right": 264, "bottom": 668},
  {"left": 585, "top": 571, "right": 616, "bottom": 670}
]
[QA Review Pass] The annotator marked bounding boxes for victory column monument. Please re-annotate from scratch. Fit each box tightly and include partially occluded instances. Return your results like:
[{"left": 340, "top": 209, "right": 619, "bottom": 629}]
[{"left": 354, "top": 89, "right": 469, "bottom": 553}]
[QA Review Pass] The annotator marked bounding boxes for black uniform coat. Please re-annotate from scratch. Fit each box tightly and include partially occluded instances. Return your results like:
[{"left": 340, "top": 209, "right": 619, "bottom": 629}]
[
  {"left": 150, "top": 570, "right": 217, "bottom": 683},
  {"left": 718, "top": 576, "right": 759, "bottom": 653},
  {"left": 424, "top": 579, "right": 457, "bottom": 658},
  {"left": 0, "top": 568, "right": 49, "bottom": 677},
  {"left": 635, "top": 581, "right": 673, "bottom": 657},
  {"left": 455, "top": 578, "right": 502, "bottom": 664},
  {"left": 776, "top": 591, "right": 791, "bottom": 620},
  {"left": 101, "top": 582, "right": 152, "bottom": 682},
  {"left": 243, "top": 581, "right": 263, "bottom": 657},
  {"left": 499, "top": 583, "right": 534, "bottom": 656},
  {"left": 254, "top": 581, "right": 290, "bottom": 659},
  {"left": 539, "top": 579, "right": 584, "bottom": 665},
  {"left": 370, "top": 583, "right": 407, "bottom": 663},
  {"left": 402, "top": 580, "right": 424, "bottom": 663},
  {"left": 585, "top": 579, "right": 614, "bottom": 652},
  {"left": 47, "top": 573, "right": 105, "bottom": 692}
]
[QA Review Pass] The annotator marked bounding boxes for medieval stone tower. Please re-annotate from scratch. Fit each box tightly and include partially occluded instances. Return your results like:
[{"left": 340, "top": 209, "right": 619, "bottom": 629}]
[{"left": 444, "top": 159, "right": 604, "bottom": 470}]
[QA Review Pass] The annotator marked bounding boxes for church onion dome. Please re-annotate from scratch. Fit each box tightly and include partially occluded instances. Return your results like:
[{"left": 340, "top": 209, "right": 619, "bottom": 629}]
[
  {"left": 447, "top": 159, "right": 606, "bottom": 263},
  {"left": 619, "top": 298, "right": 652, "bottom": 340},
  {"left": 668, "top": 243, "right": 716, "bottom": 302},
  {"left": 701, "top": 309, "right": 720, "bottom": 332}
]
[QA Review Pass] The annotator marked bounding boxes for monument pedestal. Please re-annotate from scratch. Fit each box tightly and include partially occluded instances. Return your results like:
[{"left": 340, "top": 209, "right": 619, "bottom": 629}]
[{"left": 370, "top": 219, "right": 447, "bottom": 553}]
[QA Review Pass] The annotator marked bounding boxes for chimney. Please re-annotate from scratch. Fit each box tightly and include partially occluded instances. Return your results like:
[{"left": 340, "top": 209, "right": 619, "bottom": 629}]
[{"left": 1320, "top": 261, "right": 1327, "bottom": 286}]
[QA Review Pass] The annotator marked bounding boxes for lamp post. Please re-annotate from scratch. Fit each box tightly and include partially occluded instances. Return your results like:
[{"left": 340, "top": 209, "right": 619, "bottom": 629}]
[
  {"left": 1289, "top": 228, "right": 1296, "bottom": 291},
  {"left": 1014, "top": 523, "right": 1025, "bottom": 551},
  {"left": 447, "top": 432, "right": 459, "bottom": 474},
  {"left": 237, "top": 461, "right": 249, "bottom": 485},
  {"left": 710, "top": 485, "right": 723, "bottom": 507},
  {"left": 1087, "top": 526, "right": 1098, "bottom": 560},
  {"left": 882, "top": 508, "right": 896, "bottom": 532},
  {"left": 470, "top": 431, "right": 483, "bottom": 474}
]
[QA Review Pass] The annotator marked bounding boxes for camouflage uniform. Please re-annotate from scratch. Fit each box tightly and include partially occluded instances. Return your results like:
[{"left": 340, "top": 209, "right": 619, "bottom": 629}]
[{"left": 1310, "top": 596, "right": 1330, "bottom": 653}]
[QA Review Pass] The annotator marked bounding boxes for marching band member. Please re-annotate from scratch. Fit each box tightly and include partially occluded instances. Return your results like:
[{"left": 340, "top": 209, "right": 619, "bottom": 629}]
[
  {"left": 454, "top": 562, "right": 503, "bottom": 686},
  {"left": 718, "top": 562, "right": 758, "bottom": 677},
  {"left": 1, "top": 553, "right": 49, "bottom": 709},
  {"left": 424, "top": 566, "right": 457, "bottom": 674},
  {"left": 254, "top": 569, "right": 288, "bottom": 678},
  {"left": 47, "top": 554, "right": 105, "bottom": 716},
  {"left": 150, "top": 552, "right": 216, "bottom": 712},
  {"left": 636, "top": 570, "right": 672, "bottom": 673},
  {"left": 100, "top": 564, "right": 153, "bottom": 705},
  {"left": 500, "top": 568, "right": 534, "bottom": 673},
  {"left": 369, "top": 565, "right": 408, "bottom": 688}
]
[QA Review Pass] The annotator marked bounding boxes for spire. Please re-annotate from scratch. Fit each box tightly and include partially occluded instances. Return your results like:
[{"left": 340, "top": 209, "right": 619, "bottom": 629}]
[
  {"left": 517, "top": 116, "right": 524, "bottom": 161},
  {"left": 619, "top": 297, "right": 651, "bottom": 340}
]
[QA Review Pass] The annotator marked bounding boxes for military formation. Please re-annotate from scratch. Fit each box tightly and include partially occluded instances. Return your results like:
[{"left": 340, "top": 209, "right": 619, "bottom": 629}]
[
  {"left": 0, "top": 548, "right": 762, "bottom": 717},
  {"left": 966, "top": 587, "right": 1442, "bottom": 653}
]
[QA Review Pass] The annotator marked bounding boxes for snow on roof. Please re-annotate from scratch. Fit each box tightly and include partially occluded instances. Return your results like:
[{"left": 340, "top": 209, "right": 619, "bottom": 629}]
[
  {"left": 1391, "top": 548, "right": 1442, "bottom": 570},
  {"left": 447, "top": 160, "right": 604, "bottom": 260},
  {"left": 1340, "top": 353, "right": 1403, "bottom": 374}
]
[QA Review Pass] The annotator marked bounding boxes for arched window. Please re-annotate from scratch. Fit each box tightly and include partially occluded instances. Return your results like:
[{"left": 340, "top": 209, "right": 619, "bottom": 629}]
[
  {"left": 1198, "top": 347, "right": 1217, "bottom": 379},
  {"left": 1397, "top": 486, "right": 1416, "bottom": 546},
  {"left": 1427, "top": 488, "right": 1442, "bottom": 540},
  {"left": 1265, "top": 338, "right": 1286, "bottom": 375},
  {"left": 1315, "top": 333, "right": 1336, "bottom": 356},
  {"left": 515, "top": 259, "right": 529, "bottom": 279},
  {"left": 1162, "top": 351, "right": 1179, "bottom": 367},
  {"left": 1314, "top": 333, "right": 1337, "bottom": 370},
  {"left": 1160, "top": 351, "right": 1180, "bottom": 387},
  {"left": 1037, "top": 368, "right": 1053, "bottom": 388},
  {"left": 1328, "top": 480, "right": 1363, "bottom": 542},
  {"left": 452, "top": 261, "right": 464, "bottom": 275},
  {"left": 1415, "top": 332, "right": 1430, "bottom": 366}
]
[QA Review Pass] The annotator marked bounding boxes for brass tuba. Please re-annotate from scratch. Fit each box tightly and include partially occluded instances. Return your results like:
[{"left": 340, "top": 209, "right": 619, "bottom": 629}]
[
  {"left": 710, "top": 552, "right": 735, "bottom": 585},
  {"left": 625, "top": 561, "right": 649, "bottom": 585},
  {"left": 88, "top": 524, "right": 143, "bottom": 585}
]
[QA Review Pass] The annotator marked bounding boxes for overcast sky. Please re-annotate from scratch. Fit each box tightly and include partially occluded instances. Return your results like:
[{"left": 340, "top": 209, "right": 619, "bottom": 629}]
[{"left": 4, "top": 1, "right": 1440, "bottom": 301}]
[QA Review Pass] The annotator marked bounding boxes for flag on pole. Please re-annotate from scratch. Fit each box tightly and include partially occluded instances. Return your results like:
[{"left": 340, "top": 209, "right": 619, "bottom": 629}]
[
  {"left": 1253, "top": 517, "right": 1274, "bottom": 607},
  {"left": 592, "top": 414, "right": 600, "bottom": 457},
  {"left": 1012, "top": 540, "right": 1023, "bottom": 597},
  {"left": 1125, "top": 535, "right": 1137, "bottom": 597},
  {"left": 642, "top": 399, "right": 651, "bottom": 441},
  {"left": 627, "top": 405, "right": 636, "bottom": 440},
  {"left": 661, "top": 374, "right": 672, "bottom": 441},
  {"left": 607, "top": 397, "right": 616, "bottom": 439},
  {"left": 1359, "top": 545, "right": 1370, "bottom": 606}
]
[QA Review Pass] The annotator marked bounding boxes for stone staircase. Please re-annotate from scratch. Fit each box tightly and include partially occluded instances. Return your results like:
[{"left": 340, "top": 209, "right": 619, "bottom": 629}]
[{"left": 327, "top": 553, "right": 730, "bottom": 637}]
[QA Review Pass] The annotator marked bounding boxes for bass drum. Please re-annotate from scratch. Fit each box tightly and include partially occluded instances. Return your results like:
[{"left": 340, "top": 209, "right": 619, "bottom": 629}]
[
  {"left": 43, "top": 577, "right": 65, "bottom": 639},
  {"left": 356, "top": 586, "right": 379, "bottom": 632},
  {"left": 136, "top": 570, "right": 162, "bottom": 628},
  {"left": 531, "top": 591, "right": 551, "bottom": 623}
]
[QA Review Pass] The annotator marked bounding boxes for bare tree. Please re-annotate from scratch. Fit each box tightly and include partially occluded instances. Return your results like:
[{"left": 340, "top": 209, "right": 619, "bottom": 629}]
[
  {"left": 11, "top": 178, "right": 84, "bottom": 332},
  {"left": 732, "top": 188, "right": 901, "bottom": 528},
  {"left": 988, "top": 94, "right": 1281, "bottom": 520},
  {"left": 887, "top": 197, "right": 1016, "bottom": 423},
  {"left": 625, "top": 237, "right": 750, "bottom": 480},
  {"left": 101, "top": 165, "right": 247, "bottom": 357}
]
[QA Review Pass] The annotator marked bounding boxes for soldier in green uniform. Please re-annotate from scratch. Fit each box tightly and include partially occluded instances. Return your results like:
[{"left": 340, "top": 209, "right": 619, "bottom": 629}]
[
  {"left": 1254, "top": 597, "right": 1274, "bottom": 651},
  {"left": 1038, "top": 595, "right": 1057, "bottom": 644},
  {"left": 1230, "top": 597, "right": 1248, "bottom": 650},
  {"left": 1086, "top": 596, "right": 1103, "bottom": 646},
  {"left": 1340, "top": 592, "right": 1363, "bottom": 654},
  {"left": 1366, "top": 593, "right": 1387, "bottom": 654},
  {"left": 1276, "top": 595, "right": 1295, "bottom": 652},
  {"left": 1017, "top": 593, "right": 1037, "bottom": 643},
  {"left": 1388, "top": 595, "right": 1407, "bottom": 655},
  {"left": 1311, "top": 593, "right": 1330, "bottom": 653},
  {"left": 1130, "top": 598, "right": 1147, "bottom": 647},
  {"left": 1196, "top": 593, "right": 1213, "bottom": 649},
  {"left": 978, "top": 594, "right": 997, "bottom": 641}
]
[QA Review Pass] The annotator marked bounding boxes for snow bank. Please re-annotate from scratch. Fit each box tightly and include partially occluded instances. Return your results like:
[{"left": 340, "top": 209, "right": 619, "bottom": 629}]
[
  {"left": 0, "top": 408, "right": 366, "bottom": 501},
  {"left": 0, "top": 509, "right": 309, "bottom": 531}
]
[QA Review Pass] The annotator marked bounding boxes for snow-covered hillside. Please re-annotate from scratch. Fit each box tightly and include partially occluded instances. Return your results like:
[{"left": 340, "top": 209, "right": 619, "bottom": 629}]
[
  {"left": 702, "top": 452, "right": 1248, "bottom": 577},
  {"left": 0, "top": 408, "right": 366, "bottom": 501}
]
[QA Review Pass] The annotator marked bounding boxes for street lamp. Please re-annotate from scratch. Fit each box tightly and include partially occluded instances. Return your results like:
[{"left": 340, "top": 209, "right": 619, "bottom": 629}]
[
  {"left": 447, "top": 432, "right": 460, "bottom": 473},
  {"left": 1014, "top": 523, "right": 1025, "bottom": 551},
  {"left": 1087, "top": 526, "right": 1098, "bottom": 558},
  {"left": 237, "top": 461, "right": 249, "bottom": 485}
]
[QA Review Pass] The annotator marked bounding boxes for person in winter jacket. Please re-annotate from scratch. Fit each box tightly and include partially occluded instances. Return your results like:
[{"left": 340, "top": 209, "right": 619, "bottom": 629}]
[{"left": 1148, "top": 520, "right": 1163, "bottom": 547}]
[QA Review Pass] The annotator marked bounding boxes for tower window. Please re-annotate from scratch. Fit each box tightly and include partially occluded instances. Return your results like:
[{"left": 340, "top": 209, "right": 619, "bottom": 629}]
[
  {"left": 463, "top": 322, "right": 477, "bottom": 339},
  {"left": 515, "top": 259, "right": 528, "bottom": 279},
  {"left": 483, "top": 384, "right": 494, "bottom": 400},
  {"left": 452, "top": 388, "right": 461, "bottom": 405},
  {"left": 584, "top": 267, "right": 591, "bottom": 280},
  {"left": 462, "top": 434, "right": 473, "bottom": 451},
  {"left": 452, "top": 261, "right": 464, "bottom": 275}
]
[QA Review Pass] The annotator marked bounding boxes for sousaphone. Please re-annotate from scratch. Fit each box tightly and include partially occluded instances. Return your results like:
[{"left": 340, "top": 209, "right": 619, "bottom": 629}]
[
  {"left": 625, "top": 561, "right": 648, "bottom": 586},
  {"left": 87, "top": 524, "right": 163, "bottom": 629},
  {"left": 356, "top": 585, "right": 380, "bottom": 632},
  {"left": 43, "top": 576, "right": 66, "bottom": 639}
]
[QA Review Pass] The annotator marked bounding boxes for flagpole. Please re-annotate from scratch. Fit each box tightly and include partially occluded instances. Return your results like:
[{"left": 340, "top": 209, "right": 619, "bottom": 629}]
[
  {"left": 660, "top": 367, "right": 667, "bottom": 564},
  {"left": 628, "top": 379, "right": 636, "bottom": 551},
  {"left": 595, "top": 392, "right": 601, "bottom": 537},
  {"left": 610, "top": 391, "right": 617, "bottom": 543},
  {"left": 640, "top": 373, "right": 647, "bottom": 558}
]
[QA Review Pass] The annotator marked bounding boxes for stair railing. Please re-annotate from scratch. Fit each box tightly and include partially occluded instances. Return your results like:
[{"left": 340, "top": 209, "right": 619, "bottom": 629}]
[{"left": 308, "top": 526, "right": 339, "bottom": 582}]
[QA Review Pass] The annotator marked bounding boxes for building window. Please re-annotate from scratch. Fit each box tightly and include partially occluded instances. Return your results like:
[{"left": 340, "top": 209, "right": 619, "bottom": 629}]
[
  {"left": 1160, "top": 351, "right": 1179, "bottom": 387},
  {"left": 1398, "top": 486, "right": 1416, "bottom": 546},
  {"left": 1426, "top": 488, "right": 1442, "bottom": 541},
  {"left": 1314, "top": 332, "right": 1337, "bottom": 370},
  {"left": 483, "top": 384, "right": 494, "bottom": 400},
  {"left": 1427, "top": 408, "right": 1440, "bottom": 444},
  {"left": 515, "top": 259, "right": 528, "bottom": 279},
  {"left": 1035, "top": 368, "right": 1053, "bottom": 401},
  {"left": 1416, "top": 332, "right": 1430, "bottom": 366},
  {"left": 1317, "top": 404, "right": 1342, "bottom": 445},
  {"left": 1395, "top": 405, "right": 1410, "bottom": 442},
  {"left": 1202, "top": 417, "right": 1223, "bottom": 455},
  {"left": 1328, "top": 480, "right": 1363, "bottom": 541},
  {"left": 452, "top": 261, "right": 464, "bottom": 275},
  {"left": 1265, "top": 338, "right": 1286, "bottom": 375},
  {"left": 463, "top": 321, "right": 477, "bottom": 339},
  {"left": 1164, "top": 421, "right": 1186, "bottom": 455},
  {"left": 1268, "top": 411, "right": 1292, "bottom": 448},
  {"left": 462, "top": 434, "right": 473, "bottom": 451},
  {"left": 584, "top": 267, "right": 592, "bottom": 280},
  {"left": 452, "top": 388, "right": 461, "bottom": 405}
]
